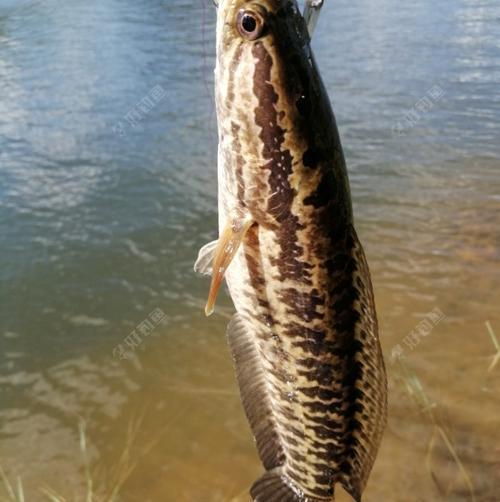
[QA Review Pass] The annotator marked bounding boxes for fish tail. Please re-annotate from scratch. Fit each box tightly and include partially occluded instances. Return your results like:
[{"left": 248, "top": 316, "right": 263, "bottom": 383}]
[{"left": 251, "top": 468, "right": 331, "bottom": 502}]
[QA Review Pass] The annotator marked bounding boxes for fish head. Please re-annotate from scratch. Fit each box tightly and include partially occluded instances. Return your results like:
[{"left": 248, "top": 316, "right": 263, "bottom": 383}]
[
  {"left": 215, "top": 1, "right": 310, "bottom": 86},
  {"left": 215, "top": 1, "right": 328, "bottom": 225}
]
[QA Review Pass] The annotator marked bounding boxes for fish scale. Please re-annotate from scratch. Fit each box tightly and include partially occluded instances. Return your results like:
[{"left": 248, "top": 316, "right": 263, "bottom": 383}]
[{"left": 195, "top": 1, "right": 387, "bottom": 500}]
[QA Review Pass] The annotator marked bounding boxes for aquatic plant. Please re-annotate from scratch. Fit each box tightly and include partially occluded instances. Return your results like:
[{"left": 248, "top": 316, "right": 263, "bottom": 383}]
[
  {"left": 1, "top": 409, "right": 168, "bottom": 502},
  {"left": 0, "top": 466, "right": 25, "bottom": 502},
  {"left": 393, "top": 357, "right": 477, "bottom": 502}
]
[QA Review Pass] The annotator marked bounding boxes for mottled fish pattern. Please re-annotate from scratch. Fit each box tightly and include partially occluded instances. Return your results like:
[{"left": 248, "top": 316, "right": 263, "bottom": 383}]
[{"left": 196, "top": 1, "right": 387, "bottom": 501}]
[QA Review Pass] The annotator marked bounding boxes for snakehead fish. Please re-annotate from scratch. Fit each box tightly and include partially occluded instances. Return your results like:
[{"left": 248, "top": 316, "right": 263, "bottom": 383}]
[{"left": 195, "top": 1, "right": 387, "bottom": 500}]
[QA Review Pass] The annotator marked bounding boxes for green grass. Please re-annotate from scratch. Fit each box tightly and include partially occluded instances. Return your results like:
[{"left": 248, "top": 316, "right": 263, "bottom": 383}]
[
  {"left": 393, "top": 356, "right": 477, "bottom": 502},
  {"left": 0, "top": 466, "right": 24, "bottom": 502},
  {"left": 485, "top": 321, "right": 500, "bottom": 372},
  {"left": 1, "top": 409, "right": 170, "bottom": 502}
]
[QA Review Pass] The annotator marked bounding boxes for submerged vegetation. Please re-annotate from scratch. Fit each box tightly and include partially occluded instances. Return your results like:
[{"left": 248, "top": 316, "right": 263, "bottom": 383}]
[
  {"left": 484, "top": 321, "right": 500, "bottom": 373},
  {"left": 393, "top": 357, "right": 477, "bottom": 502},
  {"left": 1, "top": 411, "right": 165, "bottom": 502}
]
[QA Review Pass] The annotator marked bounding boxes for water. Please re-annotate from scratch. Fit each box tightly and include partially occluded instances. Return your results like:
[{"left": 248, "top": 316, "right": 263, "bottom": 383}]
[{"left": 0, "top": 0, "right": 499, "bottom": 500}]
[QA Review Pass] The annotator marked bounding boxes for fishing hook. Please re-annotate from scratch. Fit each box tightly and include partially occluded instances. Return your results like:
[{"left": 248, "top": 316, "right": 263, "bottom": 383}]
[{"left": 303, "top": 0, "right": 324, "bottom": 37}]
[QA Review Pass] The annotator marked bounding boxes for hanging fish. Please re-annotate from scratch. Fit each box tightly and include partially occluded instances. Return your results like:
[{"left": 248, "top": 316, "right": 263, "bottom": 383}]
[{"left": 195, "top": 1, "right": 387, "bottom": 500}]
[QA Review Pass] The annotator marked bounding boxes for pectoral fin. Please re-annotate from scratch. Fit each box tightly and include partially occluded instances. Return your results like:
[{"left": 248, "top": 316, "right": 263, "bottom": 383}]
[
  {"left": 204, "top": 217, "right": 253, "bottom": 316},
  {"left": 194, "top": 240, "right": 218, "bottom": 276}
]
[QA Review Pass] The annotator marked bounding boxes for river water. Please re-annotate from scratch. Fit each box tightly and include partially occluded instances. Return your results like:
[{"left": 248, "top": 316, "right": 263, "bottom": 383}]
[{"left": 0, "top": 0, "right": 499, "bottom": 500}]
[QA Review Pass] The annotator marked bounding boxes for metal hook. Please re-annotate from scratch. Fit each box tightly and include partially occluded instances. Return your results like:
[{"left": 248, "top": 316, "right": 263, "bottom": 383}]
[{"left": 303, "top": 0, "right": 324, "bottom": 38}]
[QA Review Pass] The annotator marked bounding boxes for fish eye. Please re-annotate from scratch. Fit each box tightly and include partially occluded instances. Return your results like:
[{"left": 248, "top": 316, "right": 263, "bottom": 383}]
[{"left": 237, "top": 10, "right": 265, "bottom": 40}]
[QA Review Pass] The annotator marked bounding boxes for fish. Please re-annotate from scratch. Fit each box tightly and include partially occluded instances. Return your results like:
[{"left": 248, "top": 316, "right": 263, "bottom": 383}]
[{"left": 194, "top": 1, "right": 387, "bottom": 500}]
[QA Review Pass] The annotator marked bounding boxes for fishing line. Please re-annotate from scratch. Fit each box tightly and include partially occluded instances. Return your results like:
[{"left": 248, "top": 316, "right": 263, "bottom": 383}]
[{"left": 199, "top": 0, "right": 218, "bottom": 163}]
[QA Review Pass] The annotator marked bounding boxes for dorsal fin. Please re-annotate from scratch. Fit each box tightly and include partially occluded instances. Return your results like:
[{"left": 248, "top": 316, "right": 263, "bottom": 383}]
[{"left": 337, "top": 226, "right": 387, "bottom": 500}]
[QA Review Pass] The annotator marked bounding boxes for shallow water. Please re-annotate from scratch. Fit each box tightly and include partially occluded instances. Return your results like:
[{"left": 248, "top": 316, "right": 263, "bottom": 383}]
[{"left": 0, "top": 0, "right": 499, "bottom": 500}]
